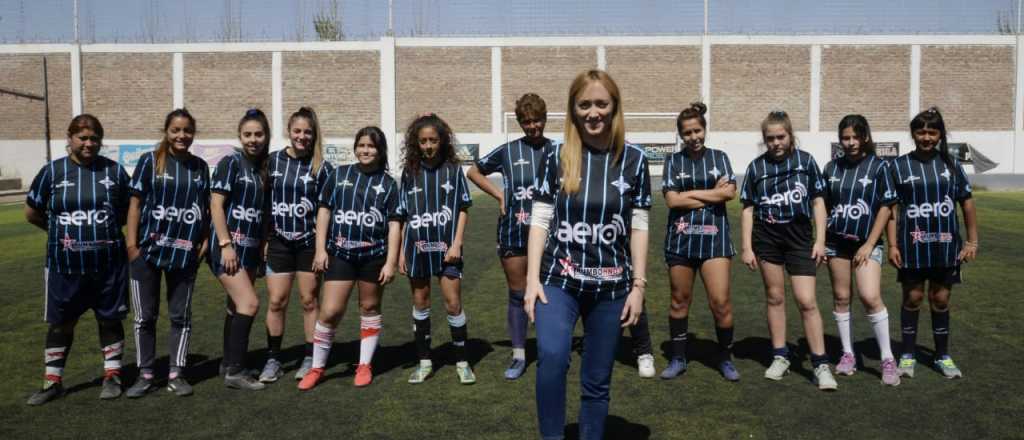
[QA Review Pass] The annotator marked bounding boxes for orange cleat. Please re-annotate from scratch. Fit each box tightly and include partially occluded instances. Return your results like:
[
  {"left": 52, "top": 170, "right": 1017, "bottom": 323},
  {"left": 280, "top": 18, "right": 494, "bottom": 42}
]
[
  {"left": 354, "top": 364, "right": 373, "bottom": 387},
  {"left": 297, "top": 367, "right": 324, "bottom": 391}
]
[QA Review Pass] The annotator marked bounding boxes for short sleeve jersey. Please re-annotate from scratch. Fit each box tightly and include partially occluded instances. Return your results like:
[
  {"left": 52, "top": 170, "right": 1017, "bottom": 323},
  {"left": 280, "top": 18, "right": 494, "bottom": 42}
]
[
  {"left": 129, "top": 151, "right": 211, "bottom": 270},
  {"left": 396, "top": 161, "right": 472, "bottom": 278},
  {"left": 740, "top": 149, "right": 826, "bottom": 224},
  {"left": 888, "top": 152, "right": 972, "bottom": 268},
  {"left": 822, "top": 155, "right": 897, "bottom": 243},
  {"left": 27, "top": 156, "right": 130, "bottom": 274},
  {"left": 661, "top": 148, "right": 736, "bottom": 260},
  {"left": 209, "top": 152, "right": 266, "bottom": 269},
  {"left": 318, "top": 164, "right": 400, "bottom": 261},
  {"left": 534, "top": 143, "right": 652, "bottom": 295},
  {"left": 475, "top": 137, "right": 554, "bottom": 250},
  {"left": 268, "top": 149, "right": 333, "bottom": 248}
]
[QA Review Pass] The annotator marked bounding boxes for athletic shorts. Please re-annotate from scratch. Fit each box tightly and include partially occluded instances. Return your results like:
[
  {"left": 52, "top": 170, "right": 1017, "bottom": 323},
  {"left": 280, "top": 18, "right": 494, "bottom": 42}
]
[
  {"left": 408, "top": 262, "right": 463, "bottom": 280},
  {"left": 898, "top": 266, "right": 962, "bottom": 286},
  {"left": 752, "top": 218, "right": 817, "bottom": 276},
  {"left": 497, "top": 246, "right": 527, "bottom": 258},
  {"left": 825, "top": 235, "right": 884, "bottom": 265},
  {"left": 44, "top": 261, "right": 129, "bottom": 324},
  {"left": 665, "top": 253, "right": 730, "bottom": 268},
  {"left": 325, "top": 255, "right": 385, "bottom": 282},
  {"left": 266, "top": 235, "right": 315, "bottom": 274}
]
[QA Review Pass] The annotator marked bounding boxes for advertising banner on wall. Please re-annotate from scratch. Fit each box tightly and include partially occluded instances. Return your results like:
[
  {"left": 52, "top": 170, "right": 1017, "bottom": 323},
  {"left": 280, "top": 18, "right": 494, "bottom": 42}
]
[
  {"left": 456, "top": 144, "right": 479, "bottom": 165},
  {"left": 117, "top": 144, "right": 154, "bottom": 172},
  {"left": 637, "top": 143, "right": 676, "bottom": 163},
  {"left": 191, "top": 144, "right": 237, "bottom": 169},
  {"left": 324, "top": 144, "right": 357, "bottom": 167},
  {"left": 830, "top": 142, "right": 899, "bottom": 160}
]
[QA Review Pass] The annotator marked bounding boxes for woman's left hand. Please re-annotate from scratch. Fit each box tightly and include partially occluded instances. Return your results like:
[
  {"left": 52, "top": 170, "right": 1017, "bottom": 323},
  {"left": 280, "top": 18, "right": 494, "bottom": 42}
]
[
  {"left": 958, "top": 242, "right": 978, "bottom": 263},
  {"left": 444, "top": 244, "right": 462, "bottom": 263},
  {"left": 620, "top": 287, "right": 644, "bottom": 328},
  {"left": 811, "top": 241, "right": 827, "bottom": 266}
]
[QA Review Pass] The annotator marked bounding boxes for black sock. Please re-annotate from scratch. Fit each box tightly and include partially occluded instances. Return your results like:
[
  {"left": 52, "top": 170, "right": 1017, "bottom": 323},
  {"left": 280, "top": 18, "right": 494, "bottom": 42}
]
[
  {"left": 266, "top": 330, "right": 283, "bottom": 360},
  {"left": 810, "top": 353, "right": 829, "bottom": 368},
  {"left": 304, "top": 342, "right": 314, "bottom": 358},
  {"left": 630, "top": 307, "right": 653, "bottom": 356},
  {"left": 669, "top": 317, "right": 689, "bottom": 360},
  {"left": 931, "top": 309, "right": 951, "bottom": 357},
  {"left": 900, "top": 307, "right": 920, "bottom": 357},
  {"left": 44, "top": 324, "right": 73, "bottom": 381},
  {"left": 450, "top": 324, "right": 468, "bottom": 362},
  {"left": 222, "top": 312, "right": 232, "bottom": 366},
  {"left": 97, "top": 319, "right": 124, "bottom": 373},
  {"left": 715, "top": 326, "right": 734, "bottom": 361},
  {"left": 414, "top": 317, "right": 432, "bottom": 360},
  {"left": 227, "top": 314, "right": 255, "bottom": 374}
]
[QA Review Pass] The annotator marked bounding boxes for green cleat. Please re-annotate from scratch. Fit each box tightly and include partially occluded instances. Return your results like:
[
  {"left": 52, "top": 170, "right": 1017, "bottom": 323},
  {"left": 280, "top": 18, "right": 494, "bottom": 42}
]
[
  {"left": 408, "top": 360, "right": 433, "bottom": 384},
  {"left": 934, "top": 356, "right": 963, "bottom": 379},
  {"left": 456, "top": 361, "right": 476, "bottom": 385},
  {"left": 897, "top": 355, "right": 917, "bottom": 378}
]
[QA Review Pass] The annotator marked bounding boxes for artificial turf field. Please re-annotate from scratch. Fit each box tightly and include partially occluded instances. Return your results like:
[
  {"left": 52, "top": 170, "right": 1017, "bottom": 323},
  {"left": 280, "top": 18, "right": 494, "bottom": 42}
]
[{"left": 1, "top": 192, "right": 1022, "bottom": 440}]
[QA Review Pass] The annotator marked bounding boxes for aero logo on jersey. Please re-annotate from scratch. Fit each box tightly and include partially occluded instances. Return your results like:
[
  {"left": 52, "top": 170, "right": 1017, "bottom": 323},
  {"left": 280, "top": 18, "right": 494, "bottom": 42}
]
[
  {"left": 513, "top": 185, "right": 534, "bottom": 201},
  {"left": 272, "top": 197, "right": 315, "bottom": 218},
  {"left": 231, "top": 205, "right": 262, "bottom": 222},
  {"left": 906, "top": 195, "right": 955, "bottom": 219},
  {"left": 831, "top": 199, "right": 871, "bottom": 220},
  {"left": 760, "top": 182, "right": 807, "bottom": 206},
  {"left": 57, "top": 209, "right": 111, "bottom": 226},
  {"left": 152, "top": 203, "right": 202, "bottom": 224},
  {"left": 556, "top": 214, "right": 627, "bottom": 245},
  {"left": 408, "top": 206, "right": 453, "bottom": 229},
  {"left": 335, "top": 207, "right": 384, "bottom": 227}
]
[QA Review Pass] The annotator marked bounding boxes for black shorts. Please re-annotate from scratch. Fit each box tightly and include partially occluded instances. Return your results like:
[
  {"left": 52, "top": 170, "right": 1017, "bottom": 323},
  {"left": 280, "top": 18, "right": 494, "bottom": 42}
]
[
  {"left": 825, "top": 234, "right": 884, "bottom": 264},
  {"left": 325, "top": 255, "right": 385, "bottom": 282},
  {"left": 898, "top": 266, "right": 962, "bottom": 286},
  {"left": 44, "top": 262, "right": 129, "bottom": 324},
  {"left": 497, "top": 246, "right": 527, "bottom": 258},
  {"left": 665, "top": 253, "right": 730, "bottom": 268},
  {"left": 266, "top": 235, "right": 315, "bottom": 274},
  {"left": 752, "top": 219, "right": 817, "bottom": 276}
]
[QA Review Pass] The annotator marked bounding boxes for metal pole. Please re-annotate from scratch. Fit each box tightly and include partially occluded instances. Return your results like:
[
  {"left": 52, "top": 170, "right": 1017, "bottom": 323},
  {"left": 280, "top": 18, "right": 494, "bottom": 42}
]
[
  {"left": 1018, "top": 0, "right": 1022, "bottom": 34},
  {"left": 704, "top": 0, "right": 708, "bottom": 35},
  {"left": 43, "top": 56, "right": 52, "bottom": 163},
  {"left": 387, "top": 0, "right": 394, "bottom": 36},
  {"left": 73, "top": 0, "right": 79, "bottom": 43}
]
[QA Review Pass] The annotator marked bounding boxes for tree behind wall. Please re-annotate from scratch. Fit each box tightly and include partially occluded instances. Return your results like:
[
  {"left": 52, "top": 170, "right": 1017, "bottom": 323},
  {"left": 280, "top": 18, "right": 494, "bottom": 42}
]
[{"left": 314, "top": 0, "right": 345, "bottom": 41}]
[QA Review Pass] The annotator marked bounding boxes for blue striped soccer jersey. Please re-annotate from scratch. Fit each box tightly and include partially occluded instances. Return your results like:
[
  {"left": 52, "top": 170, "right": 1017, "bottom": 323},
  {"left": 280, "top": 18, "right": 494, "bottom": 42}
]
[
  {"left": 661, "top": 148, "right": 736, "bottom": 260},
  {"left": 740, "top": 149, "right": 826, "bottom": 224},
  {"left": 319, "top": 164, "right": 400, "bottom": 261},
  {"left": 396, "top": 161, "right": 472, "bottom": 278},
  {"left": 888, "top": 152, "right": 972, "bottom": 269},
  {"left": 209, "top": 152, "right": 267, "bottom": 271},
  {"left": 129, "top": 151, "right": 211, "bottom": 270},
  {"left": 822, "top": 154, "right": 897, "bottom": 243},
  {"left": 534, "top": 143, "right": 652, "bottom": 294},
  {"left": 268, "top": 149, "right": 333, "bottom": 248},
  {"left": 475, "top": 137, "right": 554, "bottom": 250},
  {"left": 27, "top": 155, "right": 131, "bottom": 274}
]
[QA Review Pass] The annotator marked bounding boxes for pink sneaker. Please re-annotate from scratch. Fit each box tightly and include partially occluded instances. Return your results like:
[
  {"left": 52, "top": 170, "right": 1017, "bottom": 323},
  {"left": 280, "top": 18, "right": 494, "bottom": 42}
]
[
  {"left": 836, "top": 352, "right": 857, "bottom": 376},
  {"left": 880, "top": 358, "right": 901, "bottom": 386}
]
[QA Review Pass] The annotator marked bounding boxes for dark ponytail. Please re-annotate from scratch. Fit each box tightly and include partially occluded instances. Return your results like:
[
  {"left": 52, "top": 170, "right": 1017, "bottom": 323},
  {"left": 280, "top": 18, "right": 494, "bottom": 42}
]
[
  {"left": 837, "top": 114, "right": 876, "bottom": 157},
  {"left": 910, "top": 107, "right": 954, "bottom": 170},
  {"left": 675, "top": 101, "right": 708, "bottom": 135},
  {"left": 238, "top": 108, "right": 271, "bottom": 190},
  {"left": 155, "top": 108, "right": 196, "bottom": 175}
]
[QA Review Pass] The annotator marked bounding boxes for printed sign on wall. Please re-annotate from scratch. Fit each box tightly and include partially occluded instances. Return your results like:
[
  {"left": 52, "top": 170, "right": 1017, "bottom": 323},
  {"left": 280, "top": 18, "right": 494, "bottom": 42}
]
[
  {"left": 191, "top": 144, "right": 237, "bottom": 169},
  {"left": 637, "top": 143, "right": 676, "bottom": 163},
  {"left": 117, "top": 144, "right": 154, "bottom": 171},
  {"left": 830, "top": 142, "right": 899, "bottom": 160},
  {"left": 456, "top": 144, "right": 479, "bottom": 165},
  {"left": 324, "top": 144, "right": 357, "bottom": 167}
]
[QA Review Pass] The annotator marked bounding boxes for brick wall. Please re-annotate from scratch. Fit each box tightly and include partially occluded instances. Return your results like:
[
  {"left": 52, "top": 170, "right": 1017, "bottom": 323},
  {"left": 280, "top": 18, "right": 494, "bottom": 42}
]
[
  {"left": 711, "top": 45, "right": 810, "bottom": 132},
  {"left": 82, "top": 53, "right": 173, "bottom": 139},
  {"left": 397, "top": 47, "right": 490, "bottom": 134},
  {"left": 501, "top": 47, "right": 596, "bottom": 136},
  {"left": 184, "top": 52, "right": 272, "bottom": 139},
  {"left": 283, "top": 51, "right": 380, "bottom": 138},
  {"left": 0, "top": 54, "right": 71, "bottom": 140},
  {"left": 821, "top": 46, "right": 910, "bottom": 132},
  {"left": 606, "top": 46, "right": 701, "bottom": 133},
  {"left": 920, "top": 45, "right": 1015, "bottom": 131}
]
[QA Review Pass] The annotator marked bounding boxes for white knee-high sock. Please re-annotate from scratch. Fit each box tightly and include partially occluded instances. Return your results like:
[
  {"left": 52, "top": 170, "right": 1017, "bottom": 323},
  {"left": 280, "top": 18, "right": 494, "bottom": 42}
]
[
  {"left": 867, "top": 309, "right": 894, "bottom": 361},
  {"left": 359, "top": 315, "right": 382, "bottom": 366},
  {"left": 834, "top": 311, "right": 853, "bottom": 354},
  {"left": 312, "top": 321, "right": 335, "bottom": 369}
]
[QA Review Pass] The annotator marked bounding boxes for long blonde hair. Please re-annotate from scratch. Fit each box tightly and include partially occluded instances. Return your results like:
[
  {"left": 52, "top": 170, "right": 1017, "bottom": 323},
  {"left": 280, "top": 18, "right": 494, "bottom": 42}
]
[
  {"left": 288, "top": 106, "right": 325, "bottom": 177},
  {"left": 561, "top": 70, "right": 625, "bottom": 195}
]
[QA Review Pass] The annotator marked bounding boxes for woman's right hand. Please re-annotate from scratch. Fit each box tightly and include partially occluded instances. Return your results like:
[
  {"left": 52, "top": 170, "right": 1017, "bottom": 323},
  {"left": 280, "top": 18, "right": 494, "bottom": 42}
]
[
  {"left": 126, "top": 244, "right": 141, "bottom": 262},
  {"left": 742, "top": 248, "right": 758, "bottom": 271},
  {"left": 312, "top": 249, "right": 329, "bottom": 273},
  {"left": 221, "top": 245, "right": 239, "bottom": 275},
  {"left": 524, "top": 278, "right": 547, "bottom": 323},
  {"left": 398, "top": 253, "right": 407, "bottom": 275}
]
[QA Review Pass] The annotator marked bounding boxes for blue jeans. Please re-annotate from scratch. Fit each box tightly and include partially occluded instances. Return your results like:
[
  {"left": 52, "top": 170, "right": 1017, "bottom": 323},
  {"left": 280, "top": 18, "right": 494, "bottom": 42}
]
[{"left": 535, "top": 285, "right": 626, "bottom": 440}]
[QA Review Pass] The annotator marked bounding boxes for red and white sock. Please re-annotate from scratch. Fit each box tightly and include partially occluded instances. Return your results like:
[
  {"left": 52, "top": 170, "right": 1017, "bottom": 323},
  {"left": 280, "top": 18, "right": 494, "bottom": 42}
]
[
  {"left": 359, "top": 315, "right": 382, "bottom": 366},
  {"left": 312, "top": 321, "right": 335, "bottom": 369}
]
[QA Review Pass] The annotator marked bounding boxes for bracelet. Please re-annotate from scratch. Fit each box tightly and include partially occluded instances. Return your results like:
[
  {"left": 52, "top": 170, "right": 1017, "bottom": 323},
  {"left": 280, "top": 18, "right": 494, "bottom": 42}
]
[
  {"left": 632, "top": 277, "right": 648, "bottom": 288},
  {"left": 964, "top": 241, "right": 978, "bottom": 249}
]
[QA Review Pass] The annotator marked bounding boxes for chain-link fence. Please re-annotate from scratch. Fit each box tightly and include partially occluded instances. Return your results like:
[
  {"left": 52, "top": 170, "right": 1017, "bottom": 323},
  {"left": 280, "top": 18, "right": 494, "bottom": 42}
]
[{"left": 0, "top": 0, "right": 1021, "bottom": 43}]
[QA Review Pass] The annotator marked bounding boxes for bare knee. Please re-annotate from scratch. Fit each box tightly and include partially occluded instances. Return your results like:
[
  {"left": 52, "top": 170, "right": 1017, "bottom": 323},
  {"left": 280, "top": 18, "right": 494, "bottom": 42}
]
[
  {"left": 765, "top": 288, "right": 786, "bottom": 307},
  {"left": 268, "top": 294, "right": 289, "bottom": 313},
  {"left": 832, "top": 289, "right": 851, "bottom": 311},
  {"left": 709, "top": 298, "right": 732, "bottom": 321}
]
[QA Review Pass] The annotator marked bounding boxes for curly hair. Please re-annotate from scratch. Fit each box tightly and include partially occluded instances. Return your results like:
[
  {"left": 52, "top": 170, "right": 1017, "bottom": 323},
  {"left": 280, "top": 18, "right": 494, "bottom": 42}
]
[{"left": 402, "top": 113, "right": 459, "bottom": 177}]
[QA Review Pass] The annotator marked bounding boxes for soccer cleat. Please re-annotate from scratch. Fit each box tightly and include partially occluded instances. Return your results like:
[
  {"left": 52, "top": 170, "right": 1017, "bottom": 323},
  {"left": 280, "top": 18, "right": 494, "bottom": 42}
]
[
  {"left": 934, "top": 356, "right": 963, "bottom": 379},
  {"left": 660, "top": 357, "right": 688, "bottom": 380},
  {"left": 835, "top": 352, "right": 857, "bottom": 376},
  {"left": 814, "top": 364, "right": 839, "bottom": 391},
  {"left": 504, "top": 358, "right": 527, "bottom": 380},
  {"left": 166, "top": 377, "right": 193, "bottom": 397},
  {"left": 354, "top": 364, "right": 373, "bottom": 387},
  {"left": 125, "top": 377, "right": 156, "bottom": 398},
  {"left": 764, "top": 356, "right": 790, "bottom": 381},
  {"left": 456, "top": 361, "right": 476, "bottom": 385},
  {"left": 637, "top": 354, "right": 656, "bottom": 378},
  {"left": 99, "top": 373, "right": 123, "bottom": 400},
  {"left": 259, "top": 358, "right": 284, "bottom": 383},
  {"left": 27, "top": 381, "right": 64, "bottom": 406},
  {"left": 225, "top": 371, "right": 267, "bottom": 391},
  {"left": 880, "top": 358, "right": 901, "bottom": 386},
  {"left": 295, "top": 356, "right": 314, "bottom": 380},
  {"left": 298, "top": 367, "right": 325, "bottom": 391},
  {"left": 897, "top": 355, "right": 916, "bottom": 378},
  {"left": 408, "top": 360, "right": 433, "bottom": 384},
  {"left": 719, "top": 360, "right": 741, "bottom": 382}
]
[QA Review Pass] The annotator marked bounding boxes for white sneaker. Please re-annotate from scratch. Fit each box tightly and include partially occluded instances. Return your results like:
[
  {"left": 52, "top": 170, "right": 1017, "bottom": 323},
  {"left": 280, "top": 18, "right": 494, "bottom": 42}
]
[
  {"left": 637, "top": 354, "right": 656, "bottom": 378},
  {"left": 764, "top": 355, "right": 790, "bottom": 381},
  {"left": 814, "top": 364, "right": 838, "bottom": 391}
]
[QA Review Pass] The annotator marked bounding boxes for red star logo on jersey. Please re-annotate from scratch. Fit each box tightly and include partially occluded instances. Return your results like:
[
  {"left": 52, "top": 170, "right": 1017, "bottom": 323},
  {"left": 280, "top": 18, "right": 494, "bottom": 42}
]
[
  {"left": 60, "top": 233, "right": 76, "bottom": 250},
  {"left": 230, "top": 228, "right": 245, "bottom": 243},
  {"left": 558, "top": 255, "right": 576, "bottom": 277},
  {"left": 675, "top": 219, "right": 689, "bottom": 233},
  {"left": 514, "top": 208, "right": 530, "bottom": 225},
  {"left": 910, "top": 227, "right": 926, "bottom": 243}
]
